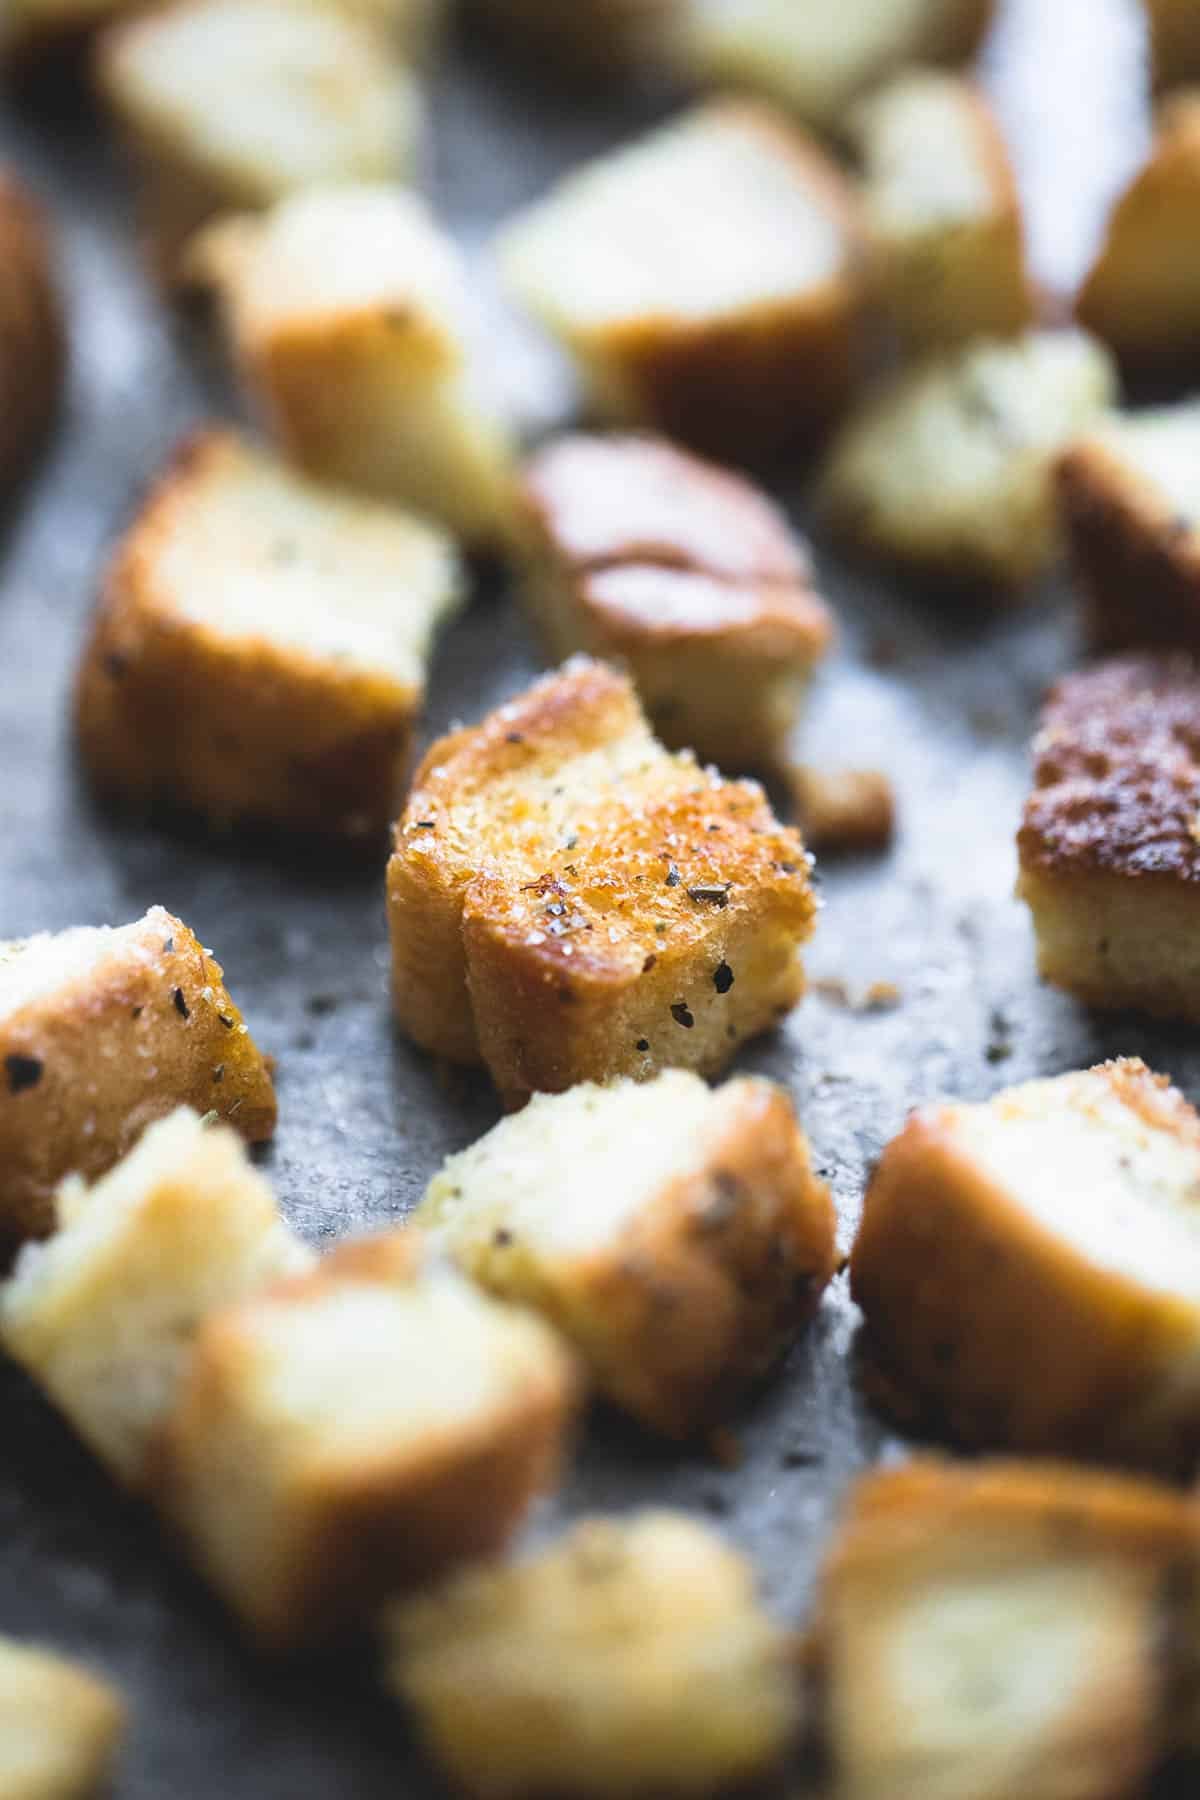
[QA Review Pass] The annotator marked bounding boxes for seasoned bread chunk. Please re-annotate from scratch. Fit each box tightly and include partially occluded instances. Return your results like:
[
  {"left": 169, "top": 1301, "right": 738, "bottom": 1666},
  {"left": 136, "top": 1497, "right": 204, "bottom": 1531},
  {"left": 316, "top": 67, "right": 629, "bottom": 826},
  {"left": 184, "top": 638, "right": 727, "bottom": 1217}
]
[
  {"left": 76, "top": 428, "right": 463, "bottom": 841},
  {"left": 850, "top": 71, "right": 1032, "bottom": 353},
  {"left": 790, "top": 766, "right": 895, "bottom": 854},
  {"left": 187, "top": 185, "right": 517, "bottom": 546},
  {"left": 97, "top": 0, "right": 421, "bottom": 279},
  {"left": 1018, "top": 656, "right": 1200, "bottom": 1018},
  {"left": 518, "top": 434, "right": 834, "bottom": 768},
  {"left": 820, "top": 330, "right": 1116, "bottom": 589},
  {"left": 386, "top": 1510, "right": 798, "bottom": 1799},
  {"left": 0, "top": 1637, "right": 125, "bottom": 1800},
  {"left": 418, "top": 1071, "right": 836, "bottom": 1437},
  {"left": 1077, "top": 94, "right": 1200, "bottom": 371},
  {"left": 0, "top": 1108, "right": 312, "bottom": 1489},
  {"left": 466, "top": 0, "right": 685, "bottom": 79},
  {"left": 852, "top": 1059, "right": 1200, "bottom": 1474},
  {"left": 0, "top": 174, "right": 63, "bottom": 490},
  {"left": 810, "top": 1457, "right": 1200, "bottom": 1800},
  {"left": 0, "top": 907, "right": 275, "bottom": 1257},
  {"left": 682, "top": 0, "right": 995, "bottom": 135},
  {"left": 1057, "top": 400, "right": 1200, "bottom": 652},
  {"left": 387, "top": 659, "right": 817, "bottom": 1104},
  {"left": 498, "top": 102, "right": 864, "bottom": 462},
  {"left": 155, "top": 1230, "right": 578, "bottom": 1647},
  {"left": 1145, "top": 0, "right": 1200, "bottom": 88}
]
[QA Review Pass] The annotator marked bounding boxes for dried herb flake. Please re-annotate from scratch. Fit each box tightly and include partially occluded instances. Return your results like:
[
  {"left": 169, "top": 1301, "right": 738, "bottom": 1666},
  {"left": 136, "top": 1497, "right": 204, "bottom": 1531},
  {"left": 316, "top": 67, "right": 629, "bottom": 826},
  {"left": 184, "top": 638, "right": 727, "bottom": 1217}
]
[
  {"left": 670, "top": 1002, "right": 695, "bottom": 1029},
  {"left": 5, "top": 1053, "right": 43, "bottom": 1095}
]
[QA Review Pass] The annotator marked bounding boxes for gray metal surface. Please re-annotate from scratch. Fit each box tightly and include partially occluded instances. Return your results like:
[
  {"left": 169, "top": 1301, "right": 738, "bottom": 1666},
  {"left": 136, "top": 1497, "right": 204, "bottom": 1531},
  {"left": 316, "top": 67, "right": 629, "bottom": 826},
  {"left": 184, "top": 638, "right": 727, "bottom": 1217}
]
[{"left": 0, "top": 3, "right": 1187, "bottom": 1793}]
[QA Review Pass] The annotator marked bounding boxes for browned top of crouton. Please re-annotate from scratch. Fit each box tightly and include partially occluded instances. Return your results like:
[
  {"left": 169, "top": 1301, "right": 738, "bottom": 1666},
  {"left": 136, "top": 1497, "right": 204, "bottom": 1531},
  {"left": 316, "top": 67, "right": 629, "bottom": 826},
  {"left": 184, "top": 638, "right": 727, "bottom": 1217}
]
[{"left": 0, "top": 170, "right": 63, "bottom": 482}]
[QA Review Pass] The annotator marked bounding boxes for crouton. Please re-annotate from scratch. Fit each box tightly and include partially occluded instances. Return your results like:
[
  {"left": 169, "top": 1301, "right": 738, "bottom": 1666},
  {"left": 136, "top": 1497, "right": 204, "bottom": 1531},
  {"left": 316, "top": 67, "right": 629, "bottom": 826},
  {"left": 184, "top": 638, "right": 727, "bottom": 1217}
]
[
  {"left": 154, "top": 1230, "right": 579, "bottom": 1647},
  {"left": 75, "top": 428, "right": 463, "bottom": 842},
  {"left": 809, "top": 1456, "right": 1200, "bottom": 1800},
  {"left": 387, "top": 658, "right": 817, "bottom": 1105},
  {"left": 518, "top": 434, "right": 834, "bottom": 768},
  {"left": 1017, "top": 656, "right": 1200, "bottom": 1019},
  {"left": 0, "top": 1637, "right": 125, "bottom": 1800},
  {"left": 820, "top": 329, "right": 1116, "bottom": 590},
  {"left": 1057, "top": 400, "right": 1200, "bottom": 652},
  {"left": 0, "top": 1107, "right": 312, "bottom": 1489},
  {"left": 790, "top": 766, "right": 895, "bottom": 853},
  {"left": 418, "top": 1070, "right": 836, "bottom": 1437},
  {"left": 851, "top": 1059, "right": 1200, "bottom": 1475},
  {"left": 96, "top": 0, "right": 421, "bottom": 280},
  {"left": 1076, "top": 93, "right": 1200, "bottom": 371},
  {"left": 386, "top": 1510, "right": 799, "bottom": 1800},
  {"left": 849, "top": 71, "right": 1032, "bottom": 353},
  {"left": 681, "top": 0, "right": 995, "bottom": 136},
  {"left": 0, "top": 174, "right": 63, "bottom": 490},
  {"left": 186, "top": 185, "right": 518, "bottom": 547},
  {"left": 498, "top": 101, "right": 864, "bottom": 463},
  {"left": 1144, "top": 0, "right": 1200, "bottom": 90},
  {"left": 0, "top": 0, "right": 132, "bottom": 58},
  {"left": 0, "top": 907, "right": 275, "bottom": 1260},
  {"left": 465, "top": 0, "right": 685, "bottom": 80}
]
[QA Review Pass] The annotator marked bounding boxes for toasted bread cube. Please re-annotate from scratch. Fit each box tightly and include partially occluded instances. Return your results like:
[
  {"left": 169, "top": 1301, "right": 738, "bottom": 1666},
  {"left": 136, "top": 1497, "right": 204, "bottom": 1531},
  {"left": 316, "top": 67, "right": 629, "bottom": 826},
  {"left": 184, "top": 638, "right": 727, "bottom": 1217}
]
[
  {"left": 518, "top": 434, "right": 834, "bottom": 768},
  {"left": 810, "top": 1457, "right": 1200, "bottom": 1800},
  {"left": 820, "top": 329, "right": 1116, "bottom": 589},
  {"left": 0, "top": 1108, "right": 313, "bottom": 1489},
  {"left": 0, "top": 174, "right": 63, "bottom": 490},
  {"left": 386, "top": 1510, "right": 798, "bottom": 1800},
  {"left": 0, "top": 907, "right": 275, "bottom": 1260},
  {"left": 851, "top": 1058, "right": 1200, "bottom": 1474},
  {"left": 418, "top": 1071, "right": 836, "bottom": 1437},
  {"left": 75, "top": 428, "right": 463, "bottom": 842},
  {"left": 0, "top": 1638, "right": 125, "bottom": 1800},
  {"left": 790, "top": 766, "right": 895, "bottom": 854},
  {"left": 1145, "top": 0, "right": 1200, "bottom": 88},
  {"left": 498, "top": 102, "right": 864, "bottom": 463},
  {"left": 186, "top": 185, "right": 518, "bottom": 547},
  {"left": 96, "top": 0, "right": 421, "bottom": 280},
  {"left": 849, "top": 71, "right": 1032, "bottom": 353},
  {"left": 387, "top": 658, "right": 817, "bottom": 1105},
  {"left": 466, "top": 0, "right": 685, "bottom": 79},
  {"left": 155, "top": 1230, "right": 579, "bottom": 1646},
  {"left": 682, "top": 0, "right": 995, "bottom": 135},
  {"left": 1017, "top": 656, "right": 1200, "bottom": 1018},
  {"left": 1058, "top": 400, "right": 1200, "bottom": 652}
]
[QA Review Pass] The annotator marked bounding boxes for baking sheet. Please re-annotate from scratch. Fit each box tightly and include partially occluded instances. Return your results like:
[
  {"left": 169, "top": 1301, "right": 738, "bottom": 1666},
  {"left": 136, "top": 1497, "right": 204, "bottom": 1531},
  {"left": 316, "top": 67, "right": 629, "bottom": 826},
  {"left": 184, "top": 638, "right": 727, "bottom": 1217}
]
[{"left": 0, "top": 2, "right": 1189, "bottom": 1792}]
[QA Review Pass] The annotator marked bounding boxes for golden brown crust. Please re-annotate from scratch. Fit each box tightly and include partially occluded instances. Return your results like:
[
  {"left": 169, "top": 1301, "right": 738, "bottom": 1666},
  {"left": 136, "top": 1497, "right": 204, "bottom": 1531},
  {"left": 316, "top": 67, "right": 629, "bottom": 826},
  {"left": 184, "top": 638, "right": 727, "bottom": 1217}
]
[
  {"left": 790, "top": 766, "right": 895, "bottom": 853},
  {"left": 0, "top": 908, "right": 276, "bottom": 1259},
  {"left": 464, "top": 0, "right": 681, "bottom": 81},
  {"left": 0, "top": 172, "right": 63, "bottom": 490},
  {"left": 1144, "top": 0, "right": 1200, "bottom": 90}
]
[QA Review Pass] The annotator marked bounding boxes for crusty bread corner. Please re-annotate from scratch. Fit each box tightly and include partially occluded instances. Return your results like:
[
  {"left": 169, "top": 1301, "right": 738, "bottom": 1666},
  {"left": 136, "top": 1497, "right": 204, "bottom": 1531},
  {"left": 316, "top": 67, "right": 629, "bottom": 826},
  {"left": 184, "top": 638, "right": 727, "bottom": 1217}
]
[
  {"left": 386, "top": 1509, "right": 800, "bottom": 1800},
  {"left": 417, "top": 1070, "right": 837, "bottom": 1437},
  {"left": 0, "top": 1635, "right": 125, "bottom": 1800},
  {"left": 1144, "top": 0, "right": 1200, "bottom": 89},
  {"left": 517, "top": 433, "right": 834, "bottom": 768},
  {"left": 387, "top": 657, "right": 817, "bottom": 1105},
  {"left": 0, "top": 1106, "right": 313, "bottom": 1490},
  {"left": 498, "top": 101, "right": 865, "bottom": 463},
  {"left": 819, "top": 329, "right": 1117, "bottom": 590},
  {"left": 153, "top": 1228, "right": 580, "bottom": 1647},
  {"left": 0, "top": 171, "right": 63, "bottom": 491},
  {"left": 809, "top": 1455, "right": 1200, "bottom": 1800},
  {"left": 76, "top": 426, "right": 463, "bottom": 842},
  {"left": 0, "top": 906, "right": 275, "bottom": 1260},
  {"left": 851, "top": 1058, "right": 1200, "bottom": 1475}
]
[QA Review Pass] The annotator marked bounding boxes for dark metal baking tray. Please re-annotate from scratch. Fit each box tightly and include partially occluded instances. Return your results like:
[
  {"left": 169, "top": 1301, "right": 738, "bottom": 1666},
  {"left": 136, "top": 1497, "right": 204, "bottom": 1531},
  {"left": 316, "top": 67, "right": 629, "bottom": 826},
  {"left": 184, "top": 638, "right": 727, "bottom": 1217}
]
[{"left": 0, "top": 1, "right": 1190, "bottom": 1791}]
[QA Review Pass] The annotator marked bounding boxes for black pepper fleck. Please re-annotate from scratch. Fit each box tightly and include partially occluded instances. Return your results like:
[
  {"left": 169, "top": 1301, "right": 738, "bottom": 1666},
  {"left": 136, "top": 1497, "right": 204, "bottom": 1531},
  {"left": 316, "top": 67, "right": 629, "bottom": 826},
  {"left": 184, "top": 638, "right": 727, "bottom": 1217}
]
[
  {"left": 642, "top": 954, "right": 657, "bottom": 973},
  {"left": 130, "top": 1005, "right": 143, "bottom": 1020},
  {"left": 5, "top": 1054, "right": 43, "bottom": 1095},
  {"left": 687, "top": 884, "right": 731, "bottom": 908},
  {"left": 493, "top": 1228, "right": 513, "bottom": 1247},
  {"left": 670, "top": 1002, "right": 695, "bottom": 1029},
  {"left": 665, "top": 863, "right": 681, "bottom": 887},
  {"left": 162, "top": 936, "right": 175, "bottom": 953},
  {"left": 713, "top": 961, "right": 734, "bottom": 994},
  {"left": 104, "top": 651, "right": 128, "bottom": 679},
  {"left": 218, "top": 1013, "right": 235, "bottom": 1029},
  {"left": 636, "top": 1038, "right": 649, "bottom": 1052},
  {"left": 212, "top": 1064, "right": 225, "bottom": 1083},
  {"left": 173, "top": 987, "right": 190, "bottom": 1019},
  {"left": 415, "top": 819, "right": 436, "bottom": 830},
  {"left": 506, "top": 732, "right": 525, "bottom": 744}
]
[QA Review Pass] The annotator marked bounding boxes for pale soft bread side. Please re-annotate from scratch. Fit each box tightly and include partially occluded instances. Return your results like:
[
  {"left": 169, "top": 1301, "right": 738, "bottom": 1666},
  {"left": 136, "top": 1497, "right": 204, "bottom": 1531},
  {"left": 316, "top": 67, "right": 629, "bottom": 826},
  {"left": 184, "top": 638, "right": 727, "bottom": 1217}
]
[
  {"left": 0, "top": 173, "right": 63, "bottom": 489},
  {"left": 1057, "top": 401, "right": 1200, "bottom": 652},
  {"left": 0, "top": 906, "right": 275, "bottom": 1258},
  {"left": 76, "top": 427, "right": 463, "bottom": 841},
  {"left": 849, "top": 70, "right": 1032, "bottom": 352},
  {"left": 1, "top": 0, "right": 433, "bottom": 57},
  {"left": 810, "top": 1457, "right": 1200, "bottom": 1800},
  {"left": 682, "top": 0, "right": 995, "bottom": 134},
  {"left": 0, "top": 1638, "right": 125, "bottom": 1800},
  {"left": 498, "top": 101, "right": 864, "bottom": 462},
  {"left": 1017, "top": 655, "right": 1200, "bottom": 1020},
  {"left": 387, "top": 658, "right": 817, "bottom": 1105},
  {"left": 820, "top": 329, "right": 1116, "bottom": 589},
  {"left": 96, "top": 0, "right": 421, "bottom": 279},
  {"left": 1145, "top": 0, "right": 1200, "bottom": 87},
  {"left": 518, "top": 434, "right": 834, "bottom": 767},
  {"left": 417, "top": 1071, "right": 836, "bottom": 1436},
  {"left": 154, "top": 1230, "right": 579, "bottom": 1647},
  {"left": 0, "top": 1107, "right": 313, "bottom": 1489},
  {"left": 465, "top": 0, "right": 685, "bottom": 79},
  {"left": 386, "top": 1510, "right": 798, "bottom": 1800},
  {"left": 851, "top": 1058, "right": 1200, "bottom": 1475},
  {"left": 1077, "top": 93, "right": 1200, "bottom": 370}
]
